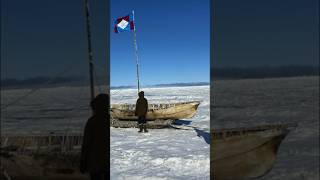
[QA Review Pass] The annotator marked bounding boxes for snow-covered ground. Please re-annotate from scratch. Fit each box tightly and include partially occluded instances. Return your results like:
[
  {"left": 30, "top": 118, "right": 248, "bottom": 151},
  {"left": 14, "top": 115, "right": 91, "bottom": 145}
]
[
  {"left": 110, "top": 128, "right": 209, "bottom": 180},
  {"left": 1, "top": 85, "right": 210, "bottom": 179},
  {"left": 110, "top": 86, "right": 210, "bottom": 179}
]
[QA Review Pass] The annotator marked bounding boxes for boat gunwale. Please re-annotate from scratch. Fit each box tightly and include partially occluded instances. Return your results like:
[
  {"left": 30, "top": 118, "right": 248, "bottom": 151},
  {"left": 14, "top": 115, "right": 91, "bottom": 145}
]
[
  {"left": 212, "top": 123, "right": 297, "bottom": 139},
  {"left": 111, "top": 101, "right": 201, "bottom": 111}
]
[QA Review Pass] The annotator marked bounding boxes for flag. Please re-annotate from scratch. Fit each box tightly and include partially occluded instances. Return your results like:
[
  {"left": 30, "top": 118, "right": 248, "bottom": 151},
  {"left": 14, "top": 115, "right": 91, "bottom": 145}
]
[{"left": 114, "top": 12, "right": 135, "bottom": 33}]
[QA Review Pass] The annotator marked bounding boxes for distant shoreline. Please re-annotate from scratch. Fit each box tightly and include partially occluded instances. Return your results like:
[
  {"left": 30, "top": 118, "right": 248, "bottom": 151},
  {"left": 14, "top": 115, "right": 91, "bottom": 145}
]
[
  {"left": 111, "top": 82, "right": 210, "bottom": 90},
  {"left": 1, "top": 65, "right": 319, "bottom": 90},
  {"left": 0, "top": 81, "right": 210, "bottom": 90},
  {"left": 211, "top": 65, "right": 319, "bottom": 80},
  {"left": 1, "top": 76, "right": 319, "bottom": 91}
]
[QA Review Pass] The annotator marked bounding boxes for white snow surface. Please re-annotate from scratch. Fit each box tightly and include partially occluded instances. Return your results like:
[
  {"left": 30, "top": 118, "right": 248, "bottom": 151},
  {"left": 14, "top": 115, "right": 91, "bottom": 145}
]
[
  {"left": 111, "top": 128, "right": 209, "bottom": 180},
  {"left": 1, "top": 85, "right": 210, "bottom": 179},
  {"left": 110, "top": 86, "right": 210, "bottom": 180}
]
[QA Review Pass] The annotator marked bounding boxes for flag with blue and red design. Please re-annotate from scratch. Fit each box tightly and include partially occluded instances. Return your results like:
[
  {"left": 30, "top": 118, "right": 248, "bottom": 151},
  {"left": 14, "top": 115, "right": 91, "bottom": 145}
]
[{"left": 114, "top": 12, "right": 135, "bottom": 33}]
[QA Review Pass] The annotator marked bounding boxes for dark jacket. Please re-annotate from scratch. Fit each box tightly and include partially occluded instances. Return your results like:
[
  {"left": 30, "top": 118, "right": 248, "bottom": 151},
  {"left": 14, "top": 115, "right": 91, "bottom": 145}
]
[
  {"left": 80, "top": 114, "right": 108, "bottom": 173},
  {"left": 135, "top": 97, "right": 148, "bottom": 116}
]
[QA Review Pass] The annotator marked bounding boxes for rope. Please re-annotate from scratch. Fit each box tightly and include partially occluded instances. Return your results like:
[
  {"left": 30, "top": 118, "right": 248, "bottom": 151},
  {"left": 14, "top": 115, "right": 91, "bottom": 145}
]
[
  {"left": 92, "top": 61, "right": 109, "bottom": 94},
  {"left": 60, "top": 63, "right": 105, "bottom": 152},
  {"left": 61, "top": 78, "right": 89, "bottom": 152},
  {"left": 1, "top": 60, "right": 84, "bottom": 111},
  {"left": 93, "top": 62, "right": 103, "bottom": 94}
]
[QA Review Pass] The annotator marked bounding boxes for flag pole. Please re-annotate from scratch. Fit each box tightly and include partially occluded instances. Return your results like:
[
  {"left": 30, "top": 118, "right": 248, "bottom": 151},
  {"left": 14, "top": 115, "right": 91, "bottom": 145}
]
[
  {"left": 84, "top": 0, "right": 95, "bottom": 101},
  {"left": 132, "top": 10, "right": 140, "bottom": 95}
]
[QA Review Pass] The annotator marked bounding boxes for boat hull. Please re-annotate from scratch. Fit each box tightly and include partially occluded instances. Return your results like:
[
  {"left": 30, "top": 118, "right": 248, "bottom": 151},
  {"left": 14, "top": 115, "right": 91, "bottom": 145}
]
[
  {"left": 111, "top": 119, "right": 174, "bottom": 128},
  {"left": 211, "top": 124, "right": 294, "bottom": 179},
  {"left": 111, "top": 101, "right": 200, "bottom": 120}
]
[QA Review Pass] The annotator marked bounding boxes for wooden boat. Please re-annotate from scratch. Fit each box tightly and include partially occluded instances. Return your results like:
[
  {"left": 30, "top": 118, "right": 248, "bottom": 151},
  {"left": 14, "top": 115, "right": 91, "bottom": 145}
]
[
  {"left": 110, "top": 101, "right": 200, "bottom": 128},
  {"left": 211, "top": 123, "right": 296, "bottom": 180},
  {"left": 111, "top": 101, "right": 200, "bottom": 120}
]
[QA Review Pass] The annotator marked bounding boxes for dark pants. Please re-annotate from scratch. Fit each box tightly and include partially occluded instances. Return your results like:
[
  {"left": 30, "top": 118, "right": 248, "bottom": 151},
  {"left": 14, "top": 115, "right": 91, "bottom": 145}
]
[
  {"left": 90, "top": 172, "right": 107, "bottom": 180},
  {"left": 138, "top": 116, "right": 147, "bottom": 124}
]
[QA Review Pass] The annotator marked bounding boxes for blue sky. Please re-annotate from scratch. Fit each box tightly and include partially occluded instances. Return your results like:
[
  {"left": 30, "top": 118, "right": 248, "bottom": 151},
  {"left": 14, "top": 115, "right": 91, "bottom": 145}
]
[
  {"left": 1, "top": 0, "right": 318, "bottom": 86},
  {"left": 213, "top": 0, "right": 319, "bottom": 68},
  {"left": 110, "top": 0, "right": 210, "bottom": 86}
]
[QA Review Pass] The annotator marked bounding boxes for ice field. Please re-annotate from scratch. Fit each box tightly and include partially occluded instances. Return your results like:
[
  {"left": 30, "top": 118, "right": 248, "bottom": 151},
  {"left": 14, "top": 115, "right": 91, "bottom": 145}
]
[
  {"left": 110, "top": 86, "right": 210, "bottom": 179},
  {"left": 1, "top": 85, "right": 210, "bottom": 179}
]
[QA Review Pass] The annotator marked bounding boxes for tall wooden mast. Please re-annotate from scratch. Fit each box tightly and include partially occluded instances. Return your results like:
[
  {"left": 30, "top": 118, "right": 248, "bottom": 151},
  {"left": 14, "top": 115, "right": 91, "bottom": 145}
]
[
  {"left": 132, "top": 10, "right": 140, "bottom": 94},
  {"left": 84, "top": 0, "right": 95, "bottom": 100}
]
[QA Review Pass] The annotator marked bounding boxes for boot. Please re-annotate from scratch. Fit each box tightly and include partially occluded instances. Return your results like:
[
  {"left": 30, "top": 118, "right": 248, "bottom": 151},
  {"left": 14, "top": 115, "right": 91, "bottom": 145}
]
[
  {"left": 143, "top": 124, "right": 148, "bottom": 133},
  {"left": 138, "top": 124, "right": 143, "bottom": 133}
]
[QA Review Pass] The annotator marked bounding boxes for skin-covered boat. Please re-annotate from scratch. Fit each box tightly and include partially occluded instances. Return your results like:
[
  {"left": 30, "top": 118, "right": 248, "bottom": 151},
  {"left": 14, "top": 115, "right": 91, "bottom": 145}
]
[
  {"left": 110, "top": 101, "right": 201, "bottom": 128},
  {"left": 111, "top": 101, "right": 201, "bottom": 120},
  {"left": 211, "top": 123, "right": 296, "bottom": 180}
]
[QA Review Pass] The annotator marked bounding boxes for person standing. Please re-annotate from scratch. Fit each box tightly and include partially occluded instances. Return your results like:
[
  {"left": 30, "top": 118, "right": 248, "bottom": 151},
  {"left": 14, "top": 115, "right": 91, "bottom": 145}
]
[
  {"left": 80, "top": 94, "right": 109, "bottom": 180},
  {"left": 135, "top": 91, "right": 148, "bottom": 133}
]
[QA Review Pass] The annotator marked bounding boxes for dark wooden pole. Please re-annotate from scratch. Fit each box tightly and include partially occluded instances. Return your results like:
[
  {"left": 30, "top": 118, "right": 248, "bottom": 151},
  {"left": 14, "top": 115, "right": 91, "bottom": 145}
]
[{"left": 84, "top": 0, "right": 95, "bottom": 100}]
